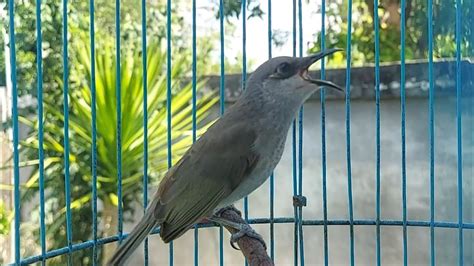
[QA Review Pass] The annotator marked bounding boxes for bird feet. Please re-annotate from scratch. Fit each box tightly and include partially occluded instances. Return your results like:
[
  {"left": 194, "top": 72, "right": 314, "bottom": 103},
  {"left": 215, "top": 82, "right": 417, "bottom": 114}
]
[
  {"left": 209, "top": 206, "right": 266, "bottom": 251},
  {"left": 229, "top": 223, "right": 266, "bottom": 250}
]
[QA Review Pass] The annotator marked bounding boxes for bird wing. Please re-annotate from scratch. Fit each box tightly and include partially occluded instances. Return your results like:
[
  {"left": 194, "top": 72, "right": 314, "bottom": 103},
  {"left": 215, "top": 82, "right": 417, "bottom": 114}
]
[{"left": 152, "top": 121, "right": 259, "bottom": 242}]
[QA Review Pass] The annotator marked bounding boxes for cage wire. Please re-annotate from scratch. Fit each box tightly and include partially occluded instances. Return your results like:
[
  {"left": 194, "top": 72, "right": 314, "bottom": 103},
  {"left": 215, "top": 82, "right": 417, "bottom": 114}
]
[{"left": 4, "top": 0, "right": 472, "bottom": 265}]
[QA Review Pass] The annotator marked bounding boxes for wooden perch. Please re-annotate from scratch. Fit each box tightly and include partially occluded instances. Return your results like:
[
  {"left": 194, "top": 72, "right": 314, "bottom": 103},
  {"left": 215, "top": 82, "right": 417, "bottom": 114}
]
[{"left": 217, "top": 208, "right": 274, "bottom": 266}]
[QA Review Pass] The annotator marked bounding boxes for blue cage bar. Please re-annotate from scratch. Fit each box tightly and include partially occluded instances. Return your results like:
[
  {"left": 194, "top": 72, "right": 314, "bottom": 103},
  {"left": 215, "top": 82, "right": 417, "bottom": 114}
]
[{"left": 4, "top": 0, "right": 472, "bottom": 265}]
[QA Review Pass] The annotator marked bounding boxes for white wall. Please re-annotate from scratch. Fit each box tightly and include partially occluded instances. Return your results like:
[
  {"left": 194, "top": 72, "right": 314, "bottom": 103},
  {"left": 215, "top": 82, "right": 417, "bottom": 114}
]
[{"left": 123, "top": 97, "right": 473, "bottom": 265}]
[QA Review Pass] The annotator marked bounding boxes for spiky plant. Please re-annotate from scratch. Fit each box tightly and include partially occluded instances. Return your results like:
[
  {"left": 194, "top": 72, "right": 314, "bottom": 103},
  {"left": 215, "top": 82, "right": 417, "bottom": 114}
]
[{"left": 15, "top": 35, "right": 217, "bottom": 264}]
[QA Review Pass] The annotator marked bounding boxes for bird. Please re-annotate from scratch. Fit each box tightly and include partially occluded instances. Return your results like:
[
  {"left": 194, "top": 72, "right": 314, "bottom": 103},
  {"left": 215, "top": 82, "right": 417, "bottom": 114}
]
[{"left": 108, "top": 48, "right": 343, "bottom": 265}]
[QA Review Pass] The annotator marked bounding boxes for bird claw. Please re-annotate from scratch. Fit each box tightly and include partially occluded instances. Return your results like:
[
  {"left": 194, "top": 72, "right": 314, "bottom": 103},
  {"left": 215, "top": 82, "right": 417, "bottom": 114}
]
[
  {"left": 211, "top": 206, "right": 266, "bottom": 250},
  {"left": 230, "top": 239, "right": 240, "bottom": 250},
  {"left": 229, "top": 224, "right": 267, "bottom": 250}
]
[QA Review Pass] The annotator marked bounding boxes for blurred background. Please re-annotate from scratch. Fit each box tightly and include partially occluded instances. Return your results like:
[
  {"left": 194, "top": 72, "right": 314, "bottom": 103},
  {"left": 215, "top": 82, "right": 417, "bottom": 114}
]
[{"left": 0, "top": 0, "right": 472, "bottom": 265}]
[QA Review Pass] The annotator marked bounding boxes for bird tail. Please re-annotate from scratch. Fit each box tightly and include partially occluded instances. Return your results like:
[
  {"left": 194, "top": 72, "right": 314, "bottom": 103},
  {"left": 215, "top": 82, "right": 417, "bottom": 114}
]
[{"left": 107, "top": 208, "right": 157, "bottom": 266}]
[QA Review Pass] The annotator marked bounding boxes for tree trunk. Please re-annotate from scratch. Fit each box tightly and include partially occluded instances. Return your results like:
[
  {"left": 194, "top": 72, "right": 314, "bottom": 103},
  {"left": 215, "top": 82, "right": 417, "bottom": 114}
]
[{"left": 101, "top": 197, "right": 119, "bottom": 263}]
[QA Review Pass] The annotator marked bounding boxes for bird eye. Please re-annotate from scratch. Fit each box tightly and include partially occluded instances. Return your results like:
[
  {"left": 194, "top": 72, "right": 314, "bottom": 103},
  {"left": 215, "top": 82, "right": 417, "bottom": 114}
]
[
  {"left": 277, "top": 62, "right": 291, "bottom": 74},
  {"left": 269, "top": 61, "right": 293, "bottom": 79}
]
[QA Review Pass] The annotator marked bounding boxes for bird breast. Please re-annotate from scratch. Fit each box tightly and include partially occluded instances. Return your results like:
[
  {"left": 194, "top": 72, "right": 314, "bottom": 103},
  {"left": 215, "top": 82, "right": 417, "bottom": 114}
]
[{"left": 216, "top": 125, "right": 287, "bottom": 209}]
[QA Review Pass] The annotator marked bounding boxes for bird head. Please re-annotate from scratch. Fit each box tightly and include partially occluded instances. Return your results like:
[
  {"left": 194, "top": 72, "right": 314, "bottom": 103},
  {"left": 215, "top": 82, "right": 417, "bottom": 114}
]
[{"left": 246, "top": 48, "right": 344, "bottom": 106}]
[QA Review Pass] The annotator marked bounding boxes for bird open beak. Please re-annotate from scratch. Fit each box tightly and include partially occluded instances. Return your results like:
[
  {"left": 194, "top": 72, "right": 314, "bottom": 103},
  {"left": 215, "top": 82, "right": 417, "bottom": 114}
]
[{"left": 298, "top": 48, "right": 344, "bottom": 91}]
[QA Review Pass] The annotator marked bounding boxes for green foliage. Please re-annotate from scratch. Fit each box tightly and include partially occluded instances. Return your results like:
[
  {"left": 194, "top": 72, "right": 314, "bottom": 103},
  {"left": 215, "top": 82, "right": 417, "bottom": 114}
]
[
  {"left": 0, "top": 200, "right": 8, "bottom": 265},
  {"left": 1, "top": 0, "right": 201, "bottom": 110},
  {"left": 213, "top": 0, "right": 264, "bottom": 21},
  {"left": 15, "top": 34, "right": 217, "bottom": 264},
  {"left": 0, "top": 200, "right": 9, "bottom": 235},
  {"left": 1, "top": 0, "right": 262, "bottom": 96},
  {"left": 1, "top": 1, "right": 248, "bottom": 263},
  {"left": 1, "top": 1, "right": 64, "bottom": 96},
  {"left": 308, "top": 0, "right": 473, "bottom": 66},
  {"left": 0, "top": 3, "right": 6, "bottom": 87}
]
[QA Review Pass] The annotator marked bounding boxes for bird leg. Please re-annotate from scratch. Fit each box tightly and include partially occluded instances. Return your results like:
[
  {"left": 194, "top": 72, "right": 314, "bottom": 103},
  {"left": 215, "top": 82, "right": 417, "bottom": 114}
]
[
  {"left": 229, "top": 223, "right": 266, "bottom": 251},
  {"left": 209, "top": 208, "right": 266, "bottom": 251},
  {"left": 213, "top": 204, "right": 242, "bottom": 217}
]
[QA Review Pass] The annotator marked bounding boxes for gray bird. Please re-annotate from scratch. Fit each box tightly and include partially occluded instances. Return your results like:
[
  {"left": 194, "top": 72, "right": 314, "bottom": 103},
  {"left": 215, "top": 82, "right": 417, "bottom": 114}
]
[{"left": 108, "top": 48, "right": 343, "bottom": 265}]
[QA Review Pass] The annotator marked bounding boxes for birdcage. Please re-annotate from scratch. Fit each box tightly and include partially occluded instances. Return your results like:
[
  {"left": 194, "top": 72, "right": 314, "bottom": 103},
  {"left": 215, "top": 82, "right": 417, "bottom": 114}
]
[{"left": 2, "top": 0, "right": 472, "bottom": 265}]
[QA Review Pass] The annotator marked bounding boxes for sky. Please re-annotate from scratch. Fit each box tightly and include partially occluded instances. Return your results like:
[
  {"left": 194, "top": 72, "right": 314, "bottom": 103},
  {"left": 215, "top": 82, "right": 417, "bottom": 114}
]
[{"left": 193, "top": 0, "right": 325, "bottom": 70}]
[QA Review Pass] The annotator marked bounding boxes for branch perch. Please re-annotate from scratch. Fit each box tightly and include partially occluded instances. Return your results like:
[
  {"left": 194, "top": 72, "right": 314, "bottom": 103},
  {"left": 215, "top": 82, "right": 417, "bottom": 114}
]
[{"left": 216, "top": 208, "right": 274, "bottom": 266}]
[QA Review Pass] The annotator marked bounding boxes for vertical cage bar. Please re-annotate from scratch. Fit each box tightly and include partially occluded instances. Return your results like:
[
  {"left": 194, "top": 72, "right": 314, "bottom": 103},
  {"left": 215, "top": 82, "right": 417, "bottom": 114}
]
[
  {"left": 61, "top": 0, "right": 73, "bottom": 263},
  {"left": 241, "top": 0, "right": 247, "bottom": 93},
  {"left": 241, "top": 0, "right": 248, "bottom": 219},
  {"left": 194, "top": 225, "right": 198, "bottom": 266},
  {"left": 400, "top": 0, "right": 408, "bottom": 264},
  {"left": 140, "top": 0, "right": 149, "bottom": 264},
  {"left": 7, "top": 0, "right": 20, "bottom": 264},
  {"left": 267, "top": 0, "right": 275, "bottom": 261},
  {"left": 219, "top": 0, "right": 225, "bottom": 115},
  {"left": 320, "top": 0, "right": 329, "bottom": 264},
  {"left": 166, "top": 0, "right": 172, "bottom": 180},
  {"left": 427, "top": 0, "right": 435, "bottom": 264},
  {"left": 292, "top": 0, "right": 299, "bottom": 264},
  {"left": 192, "top": 0, "right": 199, "bottom": 264},
  {"left": 241, "top": 1, "right": 249, "bottom": 265},
  {"left": 191, "top": 0, "right": 197, "bottom": 144},
  {"left": 455, "top": 0, "right": 463, "bottom": 264},
  {"left": 297, "top": 0, "right": 305, "bottom": 265},
  {"left": 193, "top": 227, "right": 198, "bottom": 266},
  {"left": 191, "top": 0, "right": 197, "bottom": 143},
  {"left": 269, "top": 170, "right": 275, "bottom": 260},
  {"left": 166, "top": 0, "right": 174, "bottom": 264},
  {"left": 89, "top": 0, "right": 99, "bottom": 263},
  {"left": 34, "top": 0, "right": 46, "bottom": 263},
  {"left": 345, "top": 0, "right": 355, "bottom": 264},
  {"left": 373, "top": 0, "right": 381, "bottom": 264},
  {"left": 115, "top": 0, "right": 123, "bottom": 245},
  {"left": 219, "top": 1, "right": 226, "bottom": 263},
  {"left": 219, "top": 228, "right": 224, "bottom": 266},
  {"left": 267, "top": 0, "right": 272, "bottom": 65}
]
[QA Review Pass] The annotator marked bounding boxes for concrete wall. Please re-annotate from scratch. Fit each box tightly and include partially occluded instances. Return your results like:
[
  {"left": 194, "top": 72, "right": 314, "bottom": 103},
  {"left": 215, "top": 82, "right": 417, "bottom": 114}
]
[{"left": 126, "top": 96, "right": 473, "bottom": 265}]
